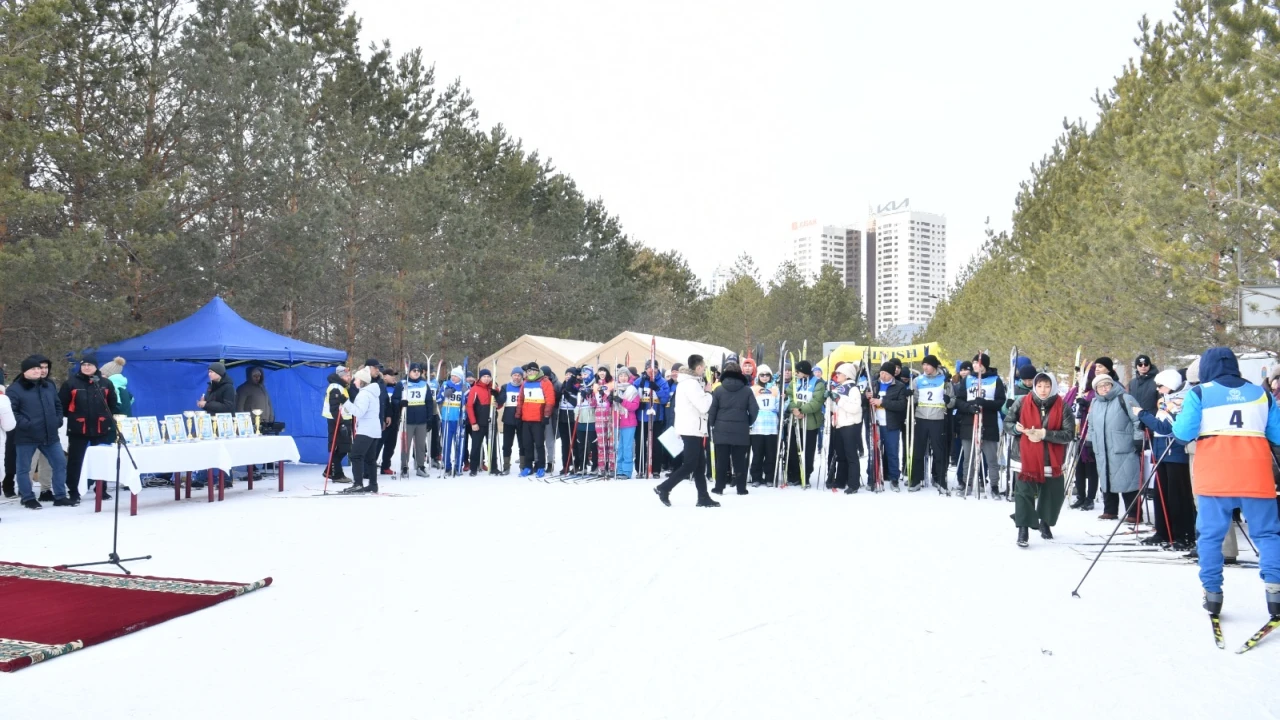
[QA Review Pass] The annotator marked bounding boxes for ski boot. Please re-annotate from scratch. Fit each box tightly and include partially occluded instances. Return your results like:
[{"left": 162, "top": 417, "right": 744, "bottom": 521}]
[
  {"left": 696, "top": 496, "right": 721, "bottom": 508},
  {"left": 535, "top": 468, "right": 545, "bottom": 479},
  {"left": 890, "top": 481, "right": 900, "bottom": 492},
  {"left": 1267, "top": 584, "right": 1280, "bottom": 618},
  {"left": 519, "top": 468, "right": 532, "bottom": 478},
  {"left": 1203, "top": 590, "right": 1224, "bottom": 616},
  {"left": 1017, "top": 526, "right": 1029, "bottom": 548},
  {"left": 339, "top": 482, "right": 365, "bottom": 494},
  {"left": 844, "top": 486, "right": 858, "bottom": 494},
  {"left": 907, "top": 484, "right": 922, "bottom": 493},
  {"left": 415, "top": 467, "right": 428, "bottom": 478},
  {"left": 363, "top": 483, "right": 379, "bottom": 494}
]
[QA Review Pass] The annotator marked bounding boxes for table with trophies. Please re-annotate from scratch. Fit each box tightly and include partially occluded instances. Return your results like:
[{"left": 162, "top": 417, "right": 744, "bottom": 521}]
[{"left": 80, "top": 409, "right": 301, "bottom": 515}]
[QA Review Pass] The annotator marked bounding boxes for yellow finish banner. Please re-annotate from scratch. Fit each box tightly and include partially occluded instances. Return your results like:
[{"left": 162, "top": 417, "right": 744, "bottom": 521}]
[{"left": 816, "top": 342, "right": 949, "bottom": 376}]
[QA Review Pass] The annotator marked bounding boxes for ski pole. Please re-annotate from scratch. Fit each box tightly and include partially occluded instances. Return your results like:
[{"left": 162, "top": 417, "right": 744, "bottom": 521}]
[
  {"left": 1071, "top": 439, "right": 1174, "bottom": 598},
  {"left": 323, "top": 411, "right": 342, "bottom": 495}
]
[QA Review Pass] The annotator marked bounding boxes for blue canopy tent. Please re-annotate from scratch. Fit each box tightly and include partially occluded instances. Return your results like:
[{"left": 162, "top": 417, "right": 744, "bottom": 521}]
[{"left": 96, "top": 297, "right": 347, "bottom": 464}]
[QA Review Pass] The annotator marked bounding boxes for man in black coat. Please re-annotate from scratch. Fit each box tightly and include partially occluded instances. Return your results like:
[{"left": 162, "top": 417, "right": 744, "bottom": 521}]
[
  {"left": 869, "top": 361, "right": 912, "bottom": 490},
  {"left": 8, "top": 355, "right": 73, "bottom": 509},
  {"left": 199, "top": 362, "right": 238, "bottom": 414},
  {"left": 1129, "top": 354, "right": 1160, "bottom": 415},
  {"left": 380, "top": 367, "right": 402, "bottom": 475},
  {"left": 59, "top": 353, "right": 118, "bottom": 501},
  {"left": 709, "top": 362, "right": 759, "bottom": 495}
]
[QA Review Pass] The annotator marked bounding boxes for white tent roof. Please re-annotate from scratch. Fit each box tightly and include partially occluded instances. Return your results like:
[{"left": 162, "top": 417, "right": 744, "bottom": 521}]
[{"left": 526, "top": 336, "right": 603, "bottom": 365}]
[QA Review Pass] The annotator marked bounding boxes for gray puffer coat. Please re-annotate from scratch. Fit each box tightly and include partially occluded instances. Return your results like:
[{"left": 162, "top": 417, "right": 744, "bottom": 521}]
[{"left": 1086, "top": 384, "right": 1144, "bottom": 493}]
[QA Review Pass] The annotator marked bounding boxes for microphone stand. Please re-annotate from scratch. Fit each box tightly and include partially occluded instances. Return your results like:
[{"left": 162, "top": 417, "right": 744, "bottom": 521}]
[{"left": 61, "top": 412, "right": 152, "bottom": 575}]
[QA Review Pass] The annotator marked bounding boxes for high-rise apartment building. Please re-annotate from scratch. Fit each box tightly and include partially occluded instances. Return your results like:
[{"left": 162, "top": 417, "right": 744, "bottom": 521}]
[
  {"left": 790, "top": 219, "right": 863, "bottom": 298},
  {"left": 871, "top": 203, "right": 947, "bottom": 336}
]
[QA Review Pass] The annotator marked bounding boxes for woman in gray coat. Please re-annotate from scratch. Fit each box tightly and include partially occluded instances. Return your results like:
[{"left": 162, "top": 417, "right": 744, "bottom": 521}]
[{"left": 1086, "top": 374, "right": 1144, "bottom": 521}]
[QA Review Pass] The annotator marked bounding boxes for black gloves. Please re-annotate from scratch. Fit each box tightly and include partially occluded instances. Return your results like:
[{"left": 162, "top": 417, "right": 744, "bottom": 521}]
[{"left": 1134, "top": 439, "right": 1145, "bottom": 454}]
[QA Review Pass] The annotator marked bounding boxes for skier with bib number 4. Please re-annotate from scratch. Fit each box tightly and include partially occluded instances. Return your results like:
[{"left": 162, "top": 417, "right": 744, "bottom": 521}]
[{"left": 1171, "top": 347, "right": 1280, "bottom": 651}]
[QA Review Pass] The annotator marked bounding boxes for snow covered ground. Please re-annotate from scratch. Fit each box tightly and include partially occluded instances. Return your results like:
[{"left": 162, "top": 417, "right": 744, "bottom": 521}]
[{"left": 1, "top": 462, "right": 1276, "bottom": 719}]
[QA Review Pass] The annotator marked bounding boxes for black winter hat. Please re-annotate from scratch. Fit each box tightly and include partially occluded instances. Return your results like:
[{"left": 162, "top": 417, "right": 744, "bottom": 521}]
[
  {"left": 80, "top": 352, "right": 99, "bottom": 367},
  {"left": 1134, "top": 354, "right": 1152, "bottom": 367},
  {"left": 1018, "top": 364, "right": 1037, "bottom": 381},
  {"left": 879, "top": 361, "right": 896, "bottom": 375},
  {"left": 566, "top": 366, "right": 579, "bottom": 376},
  {"left": 523, "top": 361, "right": 539, "bottom": 372},
  {"left": 408, "top": 362, "right": 423, "bottom": 372},
  {"left": 922, "top": 355, "right": 940, "bottom": 369},
  {"left": 478, "top": 368, "right": 492, "bottom": 379},
  {"left": 973, "top": 352, "right": 991, "bottom": 368},
  {"left": 670, "top": 363, "right": 683, "bottom": 373},
  {"left": 958, "top": 360, "right": 973, "bottom": 373},
  {"left": 364, "top": 358, "right": 380, "bottom": 368},
  {"left": 209, "top": 362, "right": 227, "bottom": 378},
  {"left": 796, "top": 360, "right": 813, "bottom": 376},
  {"left": 21, "top": 355, "right": 46, "bottom": 372},
  {"left": 1095, "top": 356, "right": 1115, "bottom": 373}
]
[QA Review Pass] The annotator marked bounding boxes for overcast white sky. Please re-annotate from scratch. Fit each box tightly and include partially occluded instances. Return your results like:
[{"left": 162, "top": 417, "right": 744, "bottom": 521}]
[{"left": 350, "top": 0, "right": 1172, "bottom": 289}]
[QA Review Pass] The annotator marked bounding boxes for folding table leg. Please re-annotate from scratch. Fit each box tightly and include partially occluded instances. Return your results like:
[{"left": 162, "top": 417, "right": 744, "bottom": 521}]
[
  {"left": 174, "top": 473, "right": 181, "bottom": 501},
  {"left": 95, "top": 480, "right": 103, "bottom": 513},
  {"left": 207, "top": 470, "right": 214, "bottom": 503},
  {"left": 217, "top": 469, "right": 225, "bottom": 502},
  {"left": 247, "top": 465, "right": 254, "bottom": 490},
  {"left": 185, "top": 471, "right": 192, "bottom": 499},
  {"left": 278, "top": 461, "right": 285, "bottom": 492},
  {"left": 130, "top": 492, "right": 138, "bottom": 516}
]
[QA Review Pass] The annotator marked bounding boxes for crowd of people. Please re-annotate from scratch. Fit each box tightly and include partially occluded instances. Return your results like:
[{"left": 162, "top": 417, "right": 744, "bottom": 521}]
[{"left": 2, "top": 344, "right": 1276, "bottom": 620}]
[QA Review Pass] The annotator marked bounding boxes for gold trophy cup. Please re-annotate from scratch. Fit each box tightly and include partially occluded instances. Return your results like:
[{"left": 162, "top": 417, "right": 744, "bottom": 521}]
[
  {"left": 252, "top": 409, "right": 263, "bottom": 436},
  {"left": 183, "top": 411, "right": 196, "bottom": 440}
]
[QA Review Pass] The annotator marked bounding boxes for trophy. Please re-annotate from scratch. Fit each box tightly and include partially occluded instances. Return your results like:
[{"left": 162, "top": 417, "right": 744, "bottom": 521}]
[
  {"left": 252, "top": 409, "right": 263, "bottom": 436},
  {"left": 183, "top": 410, "right": 195, "bottom": 439}
]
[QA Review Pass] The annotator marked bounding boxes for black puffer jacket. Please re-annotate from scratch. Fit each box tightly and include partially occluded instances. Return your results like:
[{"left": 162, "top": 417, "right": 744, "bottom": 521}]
[
  {"left": 59, "top": 372, "right": 117, "bottom": 438},
  {"left": 204, "top": 374, "right": 237, "bottom": 414},
  {"left": 8, "top": 376, "right": 62, "bottom": 445},
  {"left": 1128, "top": 364, "right": 1160, "bottom": 414},
  {"left": 871, "top": 376, "right": 912, "bottom": 431},
  {"left": 708, "top": 370, "right": 758, "bottom": 446}
]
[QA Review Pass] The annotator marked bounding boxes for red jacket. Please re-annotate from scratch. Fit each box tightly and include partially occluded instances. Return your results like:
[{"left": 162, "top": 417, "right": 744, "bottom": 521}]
[
  {"left": 466, "top": 382, "right": 497, "bottom": 425},
  {"left": 515, "top": 377, "right": 556, "bottom": 422}
]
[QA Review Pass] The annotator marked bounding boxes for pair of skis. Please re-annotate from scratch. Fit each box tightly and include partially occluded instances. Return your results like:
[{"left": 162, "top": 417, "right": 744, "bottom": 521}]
[
  {"left": 1210, "top": 614, "right": 1279, "bottom": 654},
  {"left": 863, "top": 346, "right": 883, "bottom": 492}
]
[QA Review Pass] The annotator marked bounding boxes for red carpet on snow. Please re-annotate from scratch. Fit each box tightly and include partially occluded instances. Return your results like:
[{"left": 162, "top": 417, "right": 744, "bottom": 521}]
[{"left": 0, "top": 561, "right": 271, "bottom": 672}]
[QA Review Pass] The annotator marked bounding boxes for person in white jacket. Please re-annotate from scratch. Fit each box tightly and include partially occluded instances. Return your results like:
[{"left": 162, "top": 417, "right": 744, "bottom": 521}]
[
  {"left": 341, "top": 368, "right": 384, "bottom": 493},
  {"left": 0, "top": 385, "right": 15, "bottom": 515},
  {"left": 654, "top": 355, "right": 719, "bottom": 507},
  {"left": 827, "top": 363, "right": 865, "bottom": 494}
]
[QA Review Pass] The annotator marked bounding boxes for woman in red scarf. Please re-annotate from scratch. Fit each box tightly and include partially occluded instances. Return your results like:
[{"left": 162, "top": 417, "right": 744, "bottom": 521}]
[{"left": 1006, "top": 372, "right": 1077, "bottom": 548}]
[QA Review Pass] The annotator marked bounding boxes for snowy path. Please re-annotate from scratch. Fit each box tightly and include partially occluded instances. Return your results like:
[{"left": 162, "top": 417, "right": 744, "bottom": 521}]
[{"left": 1, "top": 466, "right": 1275, "bottom": 719}]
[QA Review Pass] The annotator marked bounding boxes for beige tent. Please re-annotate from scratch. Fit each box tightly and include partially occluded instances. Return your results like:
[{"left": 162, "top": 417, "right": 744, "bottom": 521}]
[
  {"left": 479, "top": 335, "right": 603, "bottom": 379},
  {"left": 576, "top": 331, "right": 734, "bottom": 373}
]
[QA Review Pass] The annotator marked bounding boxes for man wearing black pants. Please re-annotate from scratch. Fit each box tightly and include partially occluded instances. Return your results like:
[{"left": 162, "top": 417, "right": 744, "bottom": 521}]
[
  {"left": 908, "top": 355, "right": 954, "bottom": 491},
  {"left": 654, "top": 355, "right": 718, "bottom": 508},
  {"left": 60, "top": 354, "right": 118, "bottom": 501},
  {"left": 379, "top": 368, "right": 402, "bottom": 474}
]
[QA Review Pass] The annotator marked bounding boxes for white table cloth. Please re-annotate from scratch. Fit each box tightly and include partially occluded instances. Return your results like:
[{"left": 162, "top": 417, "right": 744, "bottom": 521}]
[{"left": 80, "top": 435, "right": 301, "bottom": 495}]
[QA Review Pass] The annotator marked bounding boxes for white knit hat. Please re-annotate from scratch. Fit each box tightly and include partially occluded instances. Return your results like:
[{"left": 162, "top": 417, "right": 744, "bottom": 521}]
[
  {"left": 450, "top": 366, "right": 463, "bottom": 379},
  {"left": 353, "top": 367, "right": 373, "bottom": 385},
  {"left": 1092, "top": 374, "right": 1115, "bottom": 391},
  {"left": 1154, "top": 368, "right": 1183, "bottom": 392},
  {"left": 756, "top": 364, "right": 773, "bottom": 376},
  {"left": 835, "top": 362, "right": 857, "bottom": 379}
]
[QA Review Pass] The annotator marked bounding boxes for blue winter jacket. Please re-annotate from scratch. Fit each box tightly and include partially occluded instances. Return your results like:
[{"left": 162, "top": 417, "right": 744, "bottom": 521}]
[
  {"left": 436, "top": 378, "right": 467, "bottom": 423},
  {"left": 1135, "top": 404, "right": 1189, "bottom": 464},
  {"left": 632, "top": 374, "right": 672, "bottom": 421},
  {"left": 7, "top": 377, "right": 62, "bottom": 445}
]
